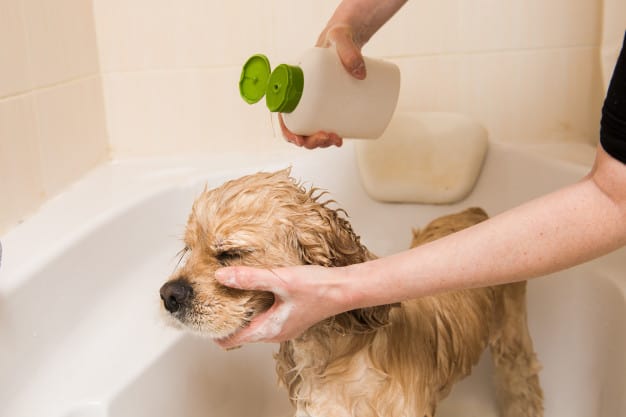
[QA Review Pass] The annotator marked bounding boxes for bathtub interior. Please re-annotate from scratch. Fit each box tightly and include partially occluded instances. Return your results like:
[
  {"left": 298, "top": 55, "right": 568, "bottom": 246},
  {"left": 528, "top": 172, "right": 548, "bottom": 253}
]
[{"left": 1, "top": 142, "right": 625, "bottom": 417}]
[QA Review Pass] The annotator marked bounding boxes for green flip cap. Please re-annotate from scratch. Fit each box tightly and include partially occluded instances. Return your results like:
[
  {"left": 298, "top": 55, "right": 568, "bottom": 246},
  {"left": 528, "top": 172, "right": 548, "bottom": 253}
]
[
  {"left": 265, "top": 64, "right": 304, "bottom": 113},
  {"left": 239, "top": 54, "right": 304, "bottom": 113},
  {"left": 239, "top": 54, "right": 271, "bottom": 104}
]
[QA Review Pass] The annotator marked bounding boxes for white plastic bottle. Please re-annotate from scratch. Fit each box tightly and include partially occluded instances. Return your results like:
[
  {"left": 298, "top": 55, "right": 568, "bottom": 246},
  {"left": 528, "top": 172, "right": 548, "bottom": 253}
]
[{"left": 239, "top": 48, "right": 401, "bottom": 139}]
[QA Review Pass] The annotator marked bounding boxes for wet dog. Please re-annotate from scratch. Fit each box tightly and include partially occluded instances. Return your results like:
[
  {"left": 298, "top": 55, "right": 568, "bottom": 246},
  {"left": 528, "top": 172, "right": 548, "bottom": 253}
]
[{"left": 160, "top": 169, "right": 543, "bottom": 417}]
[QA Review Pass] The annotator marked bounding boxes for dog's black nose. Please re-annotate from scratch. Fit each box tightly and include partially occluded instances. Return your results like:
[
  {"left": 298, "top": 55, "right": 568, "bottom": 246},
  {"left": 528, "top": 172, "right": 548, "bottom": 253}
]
[{"left": 160, "top": 279, "right": 193, "bottom": 313}]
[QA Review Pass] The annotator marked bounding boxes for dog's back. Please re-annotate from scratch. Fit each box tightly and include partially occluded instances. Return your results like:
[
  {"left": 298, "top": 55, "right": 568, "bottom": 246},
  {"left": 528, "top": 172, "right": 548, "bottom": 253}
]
[
  {"left": 405, "top": 207, "right": 543, "bottom": 416},
  {"left": 161, "top": 172, "right": 543, "bottom": 417},
  {"left": 278, "top": 207, "right": 543, "bottom": 417}
]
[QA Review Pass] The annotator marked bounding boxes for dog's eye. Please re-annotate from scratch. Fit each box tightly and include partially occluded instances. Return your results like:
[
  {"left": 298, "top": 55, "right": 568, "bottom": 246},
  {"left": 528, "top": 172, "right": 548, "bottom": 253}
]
[{"left": 216, "top": 250, "right": 243, "bottom": 265}]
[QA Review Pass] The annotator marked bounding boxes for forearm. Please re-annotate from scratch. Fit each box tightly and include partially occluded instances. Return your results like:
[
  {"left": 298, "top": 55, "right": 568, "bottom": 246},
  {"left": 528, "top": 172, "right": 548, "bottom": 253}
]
[
  {"left": 344, "top": 146, "right": 626, "bottom": 309},
  {"left": 322, "top": 0, "right": 407, "bottom": 46}
]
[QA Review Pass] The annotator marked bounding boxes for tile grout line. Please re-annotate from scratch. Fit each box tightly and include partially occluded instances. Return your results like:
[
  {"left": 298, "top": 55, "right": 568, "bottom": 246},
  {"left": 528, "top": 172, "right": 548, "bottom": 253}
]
[
  {"left": 0, "top": 73, "right": 102, "bottom": 102},
  {"left": 98, "top": 44, "right": 600, "bottom": 76},
  {"left": 0, "top": 44, "right": 600, "bottom": 101},
  {"left": 381, "top": 43, "right": 601, "bottom": 61}
]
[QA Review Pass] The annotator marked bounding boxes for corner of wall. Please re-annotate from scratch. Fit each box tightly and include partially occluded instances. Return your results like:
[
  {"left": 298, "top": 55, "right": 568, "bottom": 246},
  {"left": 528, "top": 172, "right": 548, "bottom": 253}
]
[{"left": 0, "top": 0, "right": 111, "bottom": 235}]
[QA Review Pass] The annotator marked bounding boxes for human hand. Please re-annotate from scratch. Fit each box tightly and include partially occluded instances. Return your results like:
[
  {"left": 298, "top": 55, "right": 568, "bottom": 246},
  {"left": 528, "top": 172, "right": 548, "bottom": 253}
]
[
  {"left": 316, "top": 24, "right": 367, "bottom": 79},
  {"left": 279, "top": 24, "right": 365, "bottom": 149},
  {"left": 278, "top": 114, "right": 343, "bottom": 149},
  {"left": 213, "top": 265, "right": 348, "bottom": 348},
  {"left": 280, "top": 0, "right": 406, "bottom": 148}
]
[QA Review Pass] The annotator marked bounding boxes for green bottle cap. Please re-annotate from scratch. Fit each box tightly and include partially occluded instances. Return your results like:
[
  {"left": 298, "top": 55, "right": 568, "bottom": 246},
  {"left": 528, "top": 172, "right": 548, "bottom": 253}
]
[
  {"left": 265, "top": 64, "right": 304, "bottom": 113},
  {"left": 239, "top": 54, "right": 271, "bottom": 104}
]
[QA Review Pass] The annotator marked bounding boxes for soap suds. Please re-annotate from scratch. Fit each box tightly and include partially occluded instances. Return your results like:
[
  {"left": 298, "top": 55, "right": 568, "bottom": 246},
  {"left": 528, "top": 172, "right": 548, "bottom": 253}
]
[{"left": 248, "top": 302, "right": 295, "bottom": 341}]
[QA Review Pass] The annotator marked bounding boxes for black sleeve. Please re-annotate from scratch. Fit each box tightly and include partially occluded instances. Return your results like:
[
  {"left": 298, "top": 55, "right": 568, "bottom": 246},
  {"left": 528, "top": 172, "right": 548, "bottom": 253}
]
[{"left": 600, "top": 31, "right": 626, "bottom": 164}]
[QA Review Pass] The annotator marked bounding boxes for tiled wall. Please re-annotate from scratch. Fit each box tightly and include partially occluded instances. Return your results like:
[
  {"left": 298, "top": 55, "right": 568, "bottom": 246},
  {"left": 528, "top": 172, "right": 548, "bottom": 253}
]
[
  {"left": 0, "top": 0, "right": 109, "bottom": 233},
  {"left": 370, "top": 0, "right": 605, "bottom": 144},
  {"left": 93, "top": 0, "right": 608, "bottom": 158},
  {"left": 92, "top": 0, "right": 340, "bottom": 157},
  {"left": 1, "top": 0, "right": 622, "bottom": 233},
  {"left": 601, "top": 0, "right": 626, "bottom": 88}
]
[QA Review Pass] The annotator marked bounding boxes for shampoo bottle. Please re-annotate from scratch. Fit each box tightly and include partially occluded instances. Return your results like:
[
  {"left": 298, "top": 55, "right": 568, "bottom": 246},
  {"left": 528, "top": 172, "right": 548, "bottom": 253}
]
[{"left": 239, "top": 48, "right": 401, "bottom": 139}]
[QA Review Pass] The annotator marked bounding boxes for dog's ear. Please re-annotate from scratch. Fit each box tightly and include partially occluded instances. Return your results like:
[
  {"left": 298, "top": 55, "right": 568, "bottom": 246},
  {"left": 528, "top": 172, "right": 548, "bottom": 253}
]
[
  {"left": 287, "top": 186, "right": 393, "bottom": 332},
  {"left": 290, "top": 193, "right": 371, "bottom": 267}
]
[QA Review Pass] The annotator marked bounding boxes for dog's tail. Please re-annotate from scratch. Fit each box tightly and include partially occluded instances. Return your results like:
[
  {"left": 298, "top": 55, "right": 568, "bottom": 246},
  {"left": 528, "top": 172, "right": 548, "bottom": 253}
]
[{"left": 489, "top": 282, "right": 544, "bottom": 417}]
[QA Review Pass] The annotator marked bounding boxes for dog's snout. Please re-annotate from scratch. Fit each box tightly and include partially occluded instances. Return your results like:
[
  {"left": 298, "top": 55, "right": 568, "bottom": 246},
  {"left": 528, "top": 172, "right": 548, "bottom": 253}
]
[{"left": 160, "top": 279, "right": 193, "bottom": 313}]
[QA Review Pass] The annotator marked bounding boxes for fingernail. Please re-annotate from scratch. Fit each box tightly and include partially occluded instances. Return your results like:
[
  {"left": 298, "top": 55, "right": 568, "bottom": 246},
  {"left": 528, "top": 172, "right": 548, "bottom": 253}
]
[
  {"left": 352, "top": 62, "right": 366, "bottom": 79},
  {"left": 215, "top": 268, "right": 237, "bottom": 286}
]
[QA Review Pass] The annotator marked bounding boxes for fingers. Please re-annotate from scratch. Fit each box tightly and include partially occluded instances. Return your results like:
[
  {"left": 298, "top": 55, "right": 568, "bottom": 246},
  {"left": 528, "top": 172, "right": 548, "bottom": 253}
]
[
  {"left": 325, "top": 25, "right": 366, "bottom": 80},
  {"left": 275, "top": 25, "right": 359, "bottom": 149},
  {"left": 215, "top": 310, "right": 273, "bottom": 349},
  {"left": 215, "top": 300, "right": 293, "bottom": 349},
  {"left": 334, "top": 33, "right": 366, "bottom": 80},
  {"left": 214, "top": 265, "right": 339, "bottom": 348},
  {"left": 214, "top": 267, "right": 292, "bottom": 348},
  {"left": 278, "top": 114, "right": 305, "bottom": 146},
  {"left": 215, "top": 266, "right": 285, "bottom": 295},
  {"left": 301, "top": 133, "right": 343, "bottom": 149},
  {"left": 278, "top": 114, "right": 343, "bottom": 149}
]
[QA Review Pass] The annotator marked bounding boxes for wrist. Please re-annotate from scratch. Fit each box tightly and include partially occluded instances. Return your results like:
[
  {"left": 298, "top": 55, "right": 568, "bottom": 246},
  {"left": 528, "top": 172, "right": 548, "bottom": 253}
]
[
  {"left": 322, "top": 0, "right": 375, "bottom": 47},
  {"left": 336, "top": 261, "right": 386, "bottom": 310},
  {"left": 324, "top": 0, "right": 407, "bottom": 46},
  {"left": 317, "top": 265, "right": 364, "bottom": 315},
  {"left": 340, "top": 250, "right": 428, "bottom": 309}
]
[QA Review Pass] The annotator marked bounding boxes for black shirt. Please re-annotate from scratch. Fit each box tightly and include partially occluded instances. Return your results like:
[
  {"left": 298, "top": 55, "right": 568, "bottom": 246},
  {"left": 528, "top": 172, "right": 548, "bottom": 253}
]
[{"left": 601, "top": 31, "right": 626, "bottom": 164}]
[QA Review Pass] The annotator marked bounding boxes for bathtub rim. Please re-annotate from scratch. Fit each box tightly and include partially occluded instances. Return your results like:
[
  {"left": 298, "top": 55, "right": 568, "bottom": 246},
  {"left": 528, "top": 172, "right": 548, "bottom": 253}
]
[
  {"left": 4, "top": 139, "right": 626, "bottom": 417},
  {"left": 0, "top": 140, "right": 598, "bottom": 295}
]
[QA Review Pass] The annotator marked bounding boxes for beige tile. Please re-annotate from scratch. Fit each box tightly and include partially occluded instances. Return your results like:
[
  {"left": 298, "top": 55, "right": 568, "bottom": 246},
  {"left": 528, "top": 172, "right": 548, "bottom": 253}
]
[
  {"left": 366, "top": 0, "right": 460, "bottom": 58},
  {"left": 93, "top": 0, "right": 273, "bottom": 72},
  {"left": 602, "top": 0, "right": 626, "bottom": 48},
  {"left": 270, "top": 0, "right": 456, "bottom": 62},
  {"left": 394, "top": 47, "right": 603, "bottom": 145},
  {"left": 271, "top": 0, "right": 601, "bottom": 59},
  {"left": 103, "top": 68, "right": 280, "bottom": 157},
  {"left": 600, "top": 0, "right": 626, "bottom": 91},
  {"left": 269, "top": 0, "right": 341, "bottom": 60},
  {"left": 34, "top": 76, "right": 109, "bottom": 196},
  {"left": 458, "top": 47, "right": 603, "bottom": 144},
  {"left": 0, "top": 96, "right": 45, "bottom": 233},
  {"left": 601, "top": 47, "right": 621, "bottom": 93},
  {"left": 457, "top": 0, "right": 601, "bottom": 52},
  {"left": 21, "top": 0, "right": 99, "bottom": 88},
  {"left": 0, "top": 0, "right": 31, "bottom": 97},
  {"left": 394, "top": 55, "right": 463, "bottom": 113},
  {"left": 269, "top": 0, "right": 456, "bottom": 61}
]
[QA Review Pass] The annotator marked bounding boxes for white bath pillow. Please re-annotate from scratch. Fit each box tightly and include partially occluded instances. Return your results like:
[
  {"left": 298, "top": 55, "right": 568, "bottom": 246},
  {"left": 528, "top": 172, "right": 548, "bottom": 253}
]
[{"left": 356, "top": 112, "right": 488, "bottom": 204}]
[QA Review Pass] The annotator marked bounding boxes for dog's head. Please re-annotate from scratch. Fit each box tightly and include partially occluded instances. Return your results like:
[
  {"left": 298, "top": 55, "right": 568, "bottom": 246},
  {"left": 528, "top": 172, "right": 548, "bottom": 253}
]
[{"left": 160, "top": 169, "right": 388, "bottom": 340}]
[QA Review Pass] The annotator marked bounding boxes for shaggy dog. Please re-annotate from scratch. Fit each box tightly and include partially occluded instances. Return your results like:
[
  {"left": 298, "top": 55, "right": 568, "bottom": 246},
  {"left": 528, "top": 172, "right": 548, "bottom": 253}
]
[{"left": 160, "top": 169, "right": 543, "bottom": 417}]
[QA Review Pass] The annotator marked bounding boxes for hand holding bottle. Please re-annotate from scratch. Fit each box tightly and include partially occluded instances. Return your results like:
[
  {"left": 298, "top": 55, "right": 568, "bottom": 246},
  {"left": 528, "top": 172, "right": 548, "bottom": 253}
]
[
  {"left": 279, "top": 25, "right": 363, "bottom": 148},
  {"left": 280, "top": 0, "right": 407, "bottom": 149}
]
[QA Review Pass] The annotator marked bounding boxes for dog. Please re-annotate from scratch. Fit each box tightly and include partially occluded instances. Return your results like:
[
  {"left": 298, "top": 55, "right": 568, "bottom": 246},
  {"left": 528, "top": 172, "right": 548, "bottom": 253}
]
[{"left": 160, "top": 169, "right": 543, "bottom": 417}]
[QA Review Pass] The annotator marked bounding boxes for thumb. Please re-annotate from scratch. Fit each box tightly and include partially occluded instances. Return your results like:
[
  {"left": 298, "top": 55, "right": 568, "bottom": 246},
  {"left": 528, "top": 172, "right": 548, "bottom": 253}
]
[
  {"left": 326, "top": 26, "right": 366, "bottom": 80},
  {"left": 215, "top": 266, "right": 286, "bottom": 294},
  {"left": 215, "top": 301, "right": 289, "bottom": 348}
]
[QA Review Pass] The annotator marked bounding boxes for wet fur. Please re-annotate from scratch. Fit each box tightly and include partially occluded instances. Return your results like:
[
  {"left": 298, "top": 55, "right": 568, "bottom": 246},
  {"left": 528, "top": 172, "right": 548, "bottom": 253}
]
[{"left": 162, "top": 169, "right": 543, "bottom": 417}]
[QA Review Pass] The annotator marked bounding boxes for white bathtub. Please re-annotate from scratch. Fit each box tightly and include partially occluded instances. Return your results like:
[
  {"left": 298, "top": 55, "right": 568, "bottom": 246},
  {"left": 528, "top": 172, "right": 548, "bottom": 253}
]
[{"left": 1, "top": 141, "right": 624, "bottom": 417}]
